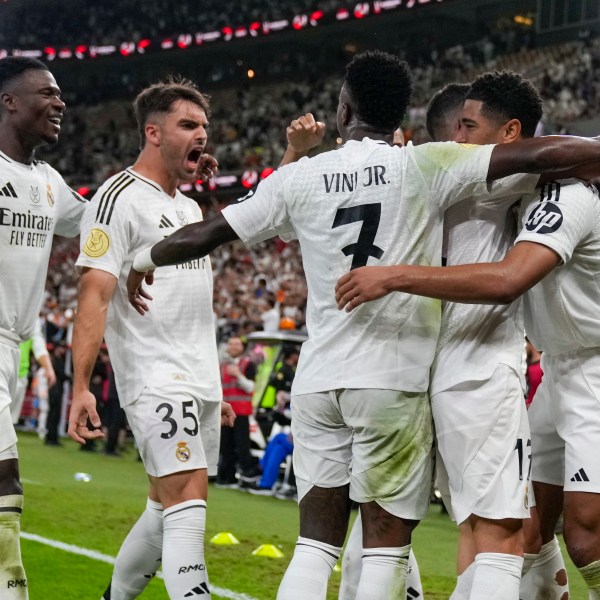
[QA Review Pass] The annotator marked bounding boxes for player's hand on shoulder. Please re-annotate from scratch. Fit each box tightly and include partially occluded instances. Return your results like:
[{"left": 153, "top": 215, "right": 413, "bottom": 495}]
[
  {"left": 286, "top": 113, "right": 326, "bottom": 154},
  {"left": 126, "top": 268, "right": 154, "bottom": 315},
  {"left": 68, "top": 389, "right": 105, "bottom": 445},
  {"left": 220, "top": 402, "right": 236, "bottom": 427},
  {"left": 197, "top": 154, "right": 218, "bottom": 180},
  {"left": 335, "top": 266, "right": 395, "bottom": 312}
]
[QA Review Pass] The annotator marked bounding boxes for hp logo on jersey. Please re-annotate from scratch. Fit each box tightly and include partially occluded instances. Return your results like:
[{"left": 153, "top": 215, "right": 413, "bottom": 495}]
[{"left": 525, "top": 202, "right": 563, "bottom": 234}]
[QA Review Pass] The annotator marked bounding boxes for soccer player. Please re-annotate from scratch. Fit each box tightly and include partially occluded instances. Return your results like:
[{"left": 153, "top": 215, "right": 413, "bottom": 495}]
[
  {"left": 335, "top": 132, "right": 600, "bottom": 600},
  {"left": 0, "top": 56, "right": 87, "bottom": 598},
  {"left": 126, "top": 51, "right": 600, "bottom": 600},
  {"left": 67, "top": 78, "right": 233, "bottom": 600}
]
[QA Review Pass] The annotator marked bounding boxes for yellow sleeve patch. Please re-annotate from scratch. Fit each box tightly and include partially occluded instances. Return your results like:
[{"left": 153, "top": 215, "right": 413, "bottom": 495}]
[{"left": 83, "top": 228, "right": 110, "bottom": 258}]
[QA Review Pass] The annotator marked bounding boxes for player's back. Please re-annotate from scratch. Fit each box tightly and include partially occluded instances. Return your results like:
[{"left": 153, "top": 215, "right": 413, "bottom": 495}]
[{"left": 280, "top": 139, "right": 495, "bottom": 395}]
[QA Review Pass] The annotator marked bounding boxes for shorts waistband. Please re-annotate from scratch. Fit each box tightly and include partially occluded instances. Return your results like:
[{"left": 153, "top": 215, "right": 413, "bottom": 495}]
[{"left": 0, "top": 326, "right": 21, "bottom": 348}]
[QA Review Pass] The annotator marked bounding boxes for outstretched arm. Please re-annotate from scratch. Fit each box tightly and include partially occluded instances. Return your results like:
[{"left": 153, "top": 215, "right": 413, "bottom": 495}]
[
  {"left": 335, "top": 241, "right": 560, "bottom": 311},
  {"left": 127, "top": 213, "right": 239, "bottom": 313},
  {"left": 69, "top": 268, "right": 117, "bottom": 443},
  {"left": 280, "top": 112, "right": 326, "bottom": 167},
  {"left": 488, "top": 135, "right": 600, "bottom": 181}
]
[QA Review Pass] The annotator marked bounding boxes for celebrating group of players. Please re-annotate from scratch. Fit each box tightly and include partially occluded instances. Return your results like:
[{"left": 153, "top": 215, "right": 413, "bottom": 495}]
[{"left": 1, "top": 47, "right": 600, "bottom": 600}]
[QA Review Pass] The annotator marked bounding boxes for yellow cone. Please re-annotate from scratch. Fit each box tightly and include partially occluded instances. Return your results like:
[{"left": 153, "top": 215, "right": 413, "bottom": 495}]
[
  {"left": 210, "top": 532, "right": 240, "bottom": 545},
  {"left": 252, "top": 544, "right": 285, "bottom": 558}
]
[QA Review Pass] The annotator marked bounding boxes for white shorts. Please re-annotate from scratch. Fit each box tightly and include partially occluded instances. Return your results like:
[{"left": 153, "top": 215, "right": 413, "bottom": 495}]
[
  {"left": 124, "top": 380, "right": 221, "bottom": 478},
  {"left": 529, "top": 348, "right": 600, "bottom": 492},
  {"left": 291, "top": 388, "right": 434, "bottom": 521},
  {"left": 431, "top": 364, "right": 531, "bottom": 524},
  {"left": 0, "top": 340, "right": 20, "bottom": 454}
]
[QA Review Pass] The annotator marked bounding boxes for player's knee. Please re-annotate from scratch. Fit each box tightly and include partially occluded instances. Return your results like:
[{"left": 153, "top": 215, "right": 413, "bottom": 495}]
[
  {"left": 361, "top": 501, "right": 418, "bottom": 548},
  {"left": 563, "top": 518, "right": 600, "bottom": 567}
]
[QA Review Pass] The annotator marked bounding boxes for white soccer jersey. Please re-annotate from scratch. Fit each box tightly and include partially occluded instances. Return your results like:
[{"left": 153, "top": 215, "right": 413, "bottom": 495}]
[
  {"left": 222, "top": 138, "right": 526, "bottom": 395},
  {"left": 431, "top": 173, "right": 539, "bottom": 395},
  {"left": 516, "top": 181, "right": 600, "bottom": 355},
  {"left": 76, "top": 168, "right": 222, "bottom": 405},
  {"left": 0, "top": 150, "right": 85, "bottom": 342}
]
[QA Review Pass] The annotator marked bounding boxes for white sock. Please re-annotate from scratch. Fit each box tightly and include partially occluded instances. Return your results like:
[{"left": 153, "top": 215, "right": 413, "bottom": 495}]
[
  {"left": 470, "top": 552, "right": 523, "bottom": 600},
  {"left": 0, "top": 495, "right": 28, "bottom": 599},
  {"left": 162, "top": 500, "right": 209, "bottom": 598},
  {"left": 449, "top": 562, "right": 475, "bottom": 600},
  {"left": 105, "top": 498, "right": 163, "bottom": 599},
  {"left": 339, "top": 517, "right": 362, "bottom": 600},
  {"left": 406, "top": 549, "right": 423, "bottom": 599},
  {"left": 355, "top": 545, "right": 410, "bottom": 600},
  {"left": 277, "top": 536, "right": 341, "bottom": 600},
  {"left": 520, "top": 536, "right": 569, "bottom": 599},
  {"left": 579, "top": 559, "right": 600, "bottom": 599}
]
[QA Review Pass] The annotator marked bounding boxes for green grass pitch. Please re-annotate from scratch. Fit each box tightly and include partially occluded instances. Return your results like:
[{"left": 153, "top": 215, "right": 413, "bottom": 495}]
[{"left": 17, "top": 432, "right": 586, "bottom": 599}]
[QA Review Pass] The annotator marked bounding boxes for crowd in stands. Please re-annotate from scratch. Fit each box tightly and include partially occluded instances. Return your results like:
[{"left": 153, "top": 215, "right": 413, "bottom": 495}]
[{"left": 1, "top": 0, "right": 347, "bottom": 48}]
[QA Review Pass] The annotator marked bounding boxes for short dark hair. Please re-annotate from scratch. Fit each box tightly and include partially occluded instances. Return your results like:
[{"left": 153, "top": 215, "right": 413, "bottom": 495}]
[
  {"left": 426, "top": 83, "right": 470, "bottom": 141},
  {"left": 466, "top": 71, "right": 542, "bottom": 138},
  {"left": 0, "top": 56, "right": 49, "bottom": 92},
  {"left": 345, "top": 50, "right": 412, "bottom": 132},
  {"left": 133, "top": 76, "right": 210, "bottom": 148}
]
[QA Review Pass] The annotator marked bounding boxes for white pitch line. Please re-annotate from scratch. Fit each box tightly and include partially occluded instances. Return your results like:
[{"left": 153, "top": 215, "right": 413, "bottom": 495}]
[
  {"left": 21, "top": 532, "right": 259, "bottom": 600},
  {"left": 20, "top": 478, "right": 43, "bottom": 486}
]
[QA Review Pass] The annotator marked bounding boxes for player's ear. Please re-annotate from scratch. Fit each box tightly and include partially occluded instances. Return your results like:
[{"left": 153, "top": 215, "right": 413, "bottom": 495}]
[
  {"left": 144, "top": 122, "right": 160, "bottom": 147},
  {"left": 340, "top": 102, "right": 352, "bottom": 127},
  {"left": 503, "top": 118, "right": 521, "bottom": 143},
  {"left": 0, "top": 91, "right": 17, "bottom": 113}
]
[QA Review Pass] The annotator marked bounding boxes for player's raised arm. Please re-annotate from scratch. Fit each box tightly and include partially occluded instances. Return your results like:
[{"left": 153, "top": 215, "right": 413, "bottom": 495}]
[{"left": 280, "top": 112, "right": 326, "bottom": 166}]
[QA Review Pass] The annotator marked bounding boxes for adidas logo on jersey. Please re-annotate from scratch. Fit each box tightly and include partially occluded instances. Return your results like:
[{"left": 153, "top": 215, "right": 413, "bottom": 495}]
[
  {"left": 407, "top": 587, "right": 421, "bottom": 599},
  {"left": 159, "top": 214, "right": 175, "bottom": 228},
  {"left": 571, "top": 468, "right": 589, "bottom": 482},
  {"left": 0, "top": 182, "right": 17, "bottom": 198},
  {"left": 184, "top": 581, "right": 210, "bottom": 596}
]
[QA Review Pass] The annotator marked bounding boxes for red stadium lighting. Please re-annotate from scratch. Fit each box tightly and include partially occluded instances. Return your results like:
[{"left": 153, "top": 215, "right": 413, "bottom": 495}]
[
  {"left": 260, "top": 167, "right": 275, "bottom": 180},
  {"left": 77, "top": 186, "right": 90, "bottom": 197},
  {"left": 137, "top": 39, "right": 151, "bottom": 53},
  {"left": 354, "top": 3, "right": 370, "bottom": 18},
  {"left": 235, "top": 26, "right": 247, "bottom": 38},
  {"left": 249, "top": 22, "right": 261, "bottom": 36},
  {"left": 74, "top": 45, "right": 87, "bottom": 59},
  {"left": 161, "top": 39, "right": 174, "bottom": 49},
  {"left": 222, "top": 27, "right": 234, "bottom": 42},
  {"left": 241, "top": 170, "right": 258, "bottom": 188},
  {"left": 58, "top": 48, "right": 72, "bottom": 59},
  {"left": 119, "top": 42, "right": 135, "bottom": 56},
  {"left": 310, "top": 10, "right": 324, "bottom": 25},
  {"left": 43, "top": 47, "right": 57, "bottom": 60},
  {"left": 177, "top": 34, "right": 192, "bottom": 48},
  {"left": 336, "top": 8, "right": 350, "bottom": 20},
  {"left": 292, "top": 14, "right": 308, "bottom": 30}
]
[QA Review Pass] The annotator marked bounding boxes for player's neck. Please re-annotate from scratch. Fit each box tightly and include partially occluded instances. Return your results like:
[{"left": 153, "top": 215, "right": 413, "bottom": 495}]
[
  {"left": 131, "top": 151, "right": 178, "bottom": 197},
  {"left": 345, "top": 125, "right": 393, "bottom": 145},
  {"left": 0, "top": 127, "right": 36, "bottom": 165}
]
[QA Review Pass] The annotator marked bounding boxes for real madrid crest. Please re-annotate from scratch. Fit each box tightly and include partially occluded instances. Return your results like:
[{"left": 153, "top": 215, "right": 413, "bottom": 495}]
[
  {"left": 30, "top": 186, "right": 40, "bottom": 203},
  {"left": 176, "top": 441, "right": 191, "bottom": 462},
  {"left": 176, "top": 210, "right": 188, "bottom": 226},
  {"left": 46, "top": 184, "right": 55, "bottom": 207}
]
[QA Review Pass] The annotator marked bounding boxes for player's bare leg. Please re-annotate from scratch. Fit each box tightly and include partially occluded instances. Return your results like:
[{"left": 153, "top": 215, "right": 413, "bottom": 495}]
[
  {"left": 520, "top": 483, "right": 569, "bottom": 599},
  {"left": 278, "top": 485, "right": 351, "bottom": 600},
  {"left": 564, "top": 491, "right": 600, "bottom": 597},
  {"left": 0, "top": 456, "right": 27, "bottom": 599}
]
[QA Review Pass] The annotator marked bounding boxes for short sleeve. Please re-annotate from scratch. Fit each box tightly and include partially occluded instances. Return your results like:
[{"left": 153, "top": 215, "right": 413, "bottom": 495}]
[
  {"left": 222, "top": 163, "right": 297, "bottom": 246},
  {"left": 515, "top": 182, "right": 595, "bottom": 264},
  {"left": 51, "top": 169, "right": 88, "bottom": 237},
  {"left": 75, "top": 189, "right": 131, "bottom": 278}
]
